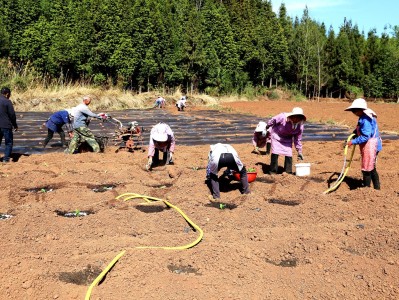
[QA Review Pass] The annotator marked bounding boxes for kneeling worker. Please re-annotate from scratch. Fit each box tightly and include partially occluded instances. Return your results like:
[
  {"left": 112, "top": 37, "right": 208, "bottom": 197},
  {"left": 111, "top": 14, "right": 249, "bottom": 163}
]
[
  {"left": 206, "top": 143, "right": 250, "bottom": 199},
  {"left": 146, "top": 122, "right": 175, "bottom": 170}
]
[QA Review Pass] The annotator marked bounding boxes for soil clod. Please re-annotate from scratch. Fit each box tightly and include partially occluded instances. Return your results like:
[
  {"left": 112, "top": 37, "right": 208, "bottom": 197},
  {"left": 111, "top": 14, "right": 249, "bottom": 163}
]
[{"left": 265, "top": 258, "right": 298, "bottom": 268}]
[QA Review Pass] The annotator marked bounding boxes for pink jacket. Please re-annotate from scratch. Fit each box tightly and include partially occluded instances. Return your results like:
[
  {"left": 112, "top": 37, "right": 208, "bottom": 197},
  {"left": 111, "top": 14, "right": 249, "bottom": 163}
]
[{"left": 267, "top": 113, "right": 303, "bottom": 156}]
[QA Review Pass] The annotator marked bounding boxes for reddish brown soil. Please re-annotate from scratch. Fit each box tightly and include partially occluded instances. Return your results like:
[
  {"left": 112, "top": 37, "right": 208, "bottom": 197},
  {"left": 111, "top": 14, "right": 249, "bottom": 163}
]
[{"left": 0, "top": 100, "right": 398, "bottom": 300}]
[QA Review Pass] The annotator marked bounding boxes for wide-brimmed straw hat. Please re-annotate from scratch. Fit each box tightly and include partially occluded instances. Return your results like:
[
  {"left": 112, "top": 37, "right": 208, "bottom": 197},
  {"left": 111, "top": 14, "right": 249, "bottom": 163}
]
[
  {"left": 255, "top": 121, "right": 267, "bottom": 132},
  {"left": 286, "top": 107, "right": 306, "bottom": 121},
  {"left": 345, "top": 98, "right": 368, "bottom": 111}
]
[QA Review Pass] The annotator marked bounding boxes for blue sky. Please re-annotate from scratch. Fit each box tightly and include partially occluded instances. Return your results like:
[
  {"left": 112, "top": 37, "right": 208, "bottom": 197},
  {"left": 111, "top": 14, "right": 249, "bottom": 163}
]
[{"left": 271, "top": 0, "right": 398, "bottom": 36}]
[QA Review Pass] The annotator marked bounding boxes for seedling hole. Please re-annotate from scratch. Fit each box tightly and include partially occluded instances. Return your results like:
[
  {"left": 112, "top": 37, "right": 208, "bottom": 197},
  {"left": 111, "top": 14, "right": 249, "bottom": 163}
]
[
  {"left": 88, "top": 184, "right": 117, "bottom": 193},
  {"left": 58, "top": 264, "right": 102, "bottom": 285},
  {"left": 55, "top": 209, "right": 94, "bottom": 218},
  {"left": 268, "top": 199, "right": 300, "bottom": 206},
  {"left": 0, "top": 213, "right": 13, "bottom": 220}
]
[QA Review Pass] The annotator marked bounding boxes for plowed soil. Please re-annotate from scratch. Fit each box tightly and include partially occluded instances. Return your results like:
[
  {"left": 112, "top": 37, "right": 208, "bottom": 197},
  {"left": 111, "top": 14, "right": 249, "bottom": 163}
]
[{"left": 0, "top": 99, "right": 398, "bottom": 300}]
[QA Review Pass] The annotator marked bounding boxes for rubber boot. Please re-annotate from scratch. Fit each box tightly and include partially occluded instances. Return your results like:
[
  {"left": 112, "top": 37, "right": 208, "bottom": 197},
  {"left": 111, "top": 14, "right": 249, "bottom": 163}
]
[
  {"left": 59, "top": 131, "right": 67, "bottom": 147},
  {"left": 239, "top": 167, "right": 250, "bottom": 194},
  {"left": 266, "top": 143, "right": 271, "bottom": 155},
  {"left": 270, "top": 154, "right": 279, "bottom": 174},
  {"left": 370, "top": 168, "right": 380, "bottom": 190},
  {"left": 284, "top": 156, "right": 293, "bottom": 174},
  {"left": 362, "top": 171, "right": 371, "bottom": 187}
]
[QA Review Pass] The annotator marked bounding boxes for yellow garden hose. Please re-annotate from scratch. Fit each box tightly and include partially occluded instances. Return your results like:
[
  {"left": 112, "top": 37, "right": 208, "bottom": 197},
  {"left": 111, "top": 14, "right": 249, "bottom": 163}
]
[
  {"left": 116, "top": 193, "right": 204, "bottom": 250},
  {"left": 85, "top": 193, "right": 203, "bottom": 299},
  {"left": 323, "top": 134, "right": 356, "bottom": 194},
  {"left": 84, "top": 250, "right": 126, "bottom": 300}
]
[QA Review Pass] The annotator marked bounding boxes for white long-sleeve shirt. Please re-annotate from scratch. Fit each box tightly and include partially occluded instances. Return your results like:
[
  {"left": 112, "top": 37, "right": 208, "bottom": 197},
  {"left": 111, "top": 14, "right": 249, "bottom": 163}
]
[{"left": 206, "top": 143, "right": 243, "bottom": 175}]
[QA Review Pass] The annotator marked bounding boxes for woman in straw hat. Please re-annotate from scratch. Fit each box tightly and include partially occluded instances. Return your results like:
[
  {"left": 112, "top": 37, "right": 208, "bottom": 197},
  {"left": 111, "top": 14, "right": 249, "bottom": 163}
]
[
  {"left": 345, "top": 98, "right": 382, "bottom": 189},
  {"left": 146, "top": 122, "right": 176, "bottom": 170},
  {"left": 266, "top": 107, "right": 306, "bottom": 174}
]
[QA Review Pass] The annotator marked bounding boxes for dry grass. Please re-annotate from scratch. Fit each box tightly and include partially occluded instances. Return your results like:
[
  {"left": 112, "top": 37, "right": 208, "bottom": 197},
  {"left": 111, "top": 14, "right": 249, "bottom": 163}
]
[{"left": 10, "top": 85, "right": 252, "bottom": 112}]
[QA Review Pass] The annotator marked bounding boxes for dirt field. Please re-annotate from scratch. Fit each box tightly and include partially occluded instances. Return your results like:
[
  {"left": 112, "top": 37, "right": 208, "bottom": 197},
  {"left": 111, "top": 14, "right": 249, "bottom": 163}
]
[{"left": 0, "top": 100, "right": 398, "bottom": 300}]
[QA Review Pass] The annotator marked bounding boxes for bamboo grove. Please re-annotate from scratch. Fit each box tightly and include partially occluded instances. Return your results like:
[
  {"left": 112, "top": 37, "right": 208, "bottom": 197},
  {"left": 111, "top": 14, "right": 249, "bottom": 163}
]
[{"left": 1, "top": 0, "right": 398, "bottom": 100}]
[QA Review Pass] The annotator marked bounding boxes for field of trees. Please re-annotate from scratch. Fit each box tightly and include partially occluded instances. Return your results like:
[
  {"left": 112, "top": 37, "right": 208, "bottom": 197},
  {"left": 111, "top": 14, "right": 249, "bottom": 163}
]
[{"left": 0, "top": 0, "right": 399, "bottom": 100}]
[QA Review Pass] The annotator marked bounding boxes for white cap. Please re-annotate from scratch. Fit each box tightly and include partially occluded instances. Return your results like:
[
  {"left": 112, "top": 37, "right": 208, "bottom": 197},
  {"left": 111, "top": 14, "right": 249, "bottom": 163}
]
[
  {"left": 345, "top": 98, "right": 368, "bottom": 111},
  {"left": 152, "top": 131, "right": 168, "bottom": 142},
  {"left": 255, "top": 121, "right": 267, "bottom": 132}
]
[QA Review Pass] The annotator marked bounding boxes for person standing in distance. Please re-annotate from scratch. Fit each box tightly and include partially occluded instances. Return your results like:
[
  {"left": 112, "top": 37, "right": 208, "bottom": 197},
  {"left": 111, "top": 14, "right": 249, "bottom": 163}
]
[{"left": 0, "top": 87, "right": 18, "bottom": 162}]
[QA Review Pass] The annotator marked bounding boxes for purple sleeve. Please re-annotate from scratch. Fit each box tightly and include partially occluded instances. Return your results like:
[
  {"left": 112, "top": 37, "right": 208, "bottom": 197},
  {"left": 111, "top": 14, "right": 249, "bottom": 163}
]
[
  {"left": 267, "top": 113, "right": 284, "bottom": 127},
  {"left": 293, "top": 124, "right": 304, "bottom": 153}
]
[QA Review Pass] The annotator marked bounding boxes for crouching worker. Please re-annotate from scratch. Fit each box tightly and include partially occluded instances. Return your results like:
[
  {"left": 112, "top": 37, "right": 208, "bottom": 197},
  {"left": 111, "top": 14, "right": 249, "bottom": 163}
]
[
  {"left": 43, "top": 109, "right": 73, "bottom": 148},
  {"left": 267, "top": 107, "right": 306, "bottom": 174},
  {"left": 146, "top": 122, "right": 175, "bottom": 170},
  {"left": 345, "top": 98, "right": 382, "bottom": 190},
  {"left": 206, "top": 143, "right": 250, "bottom": 199},
  {"left": 67, "top": 96, "right": 107, "bottom": 154},
  {"left": 153, "top": 96, "right": 166, "bottom": 108},
  {"left": 252, "top": 121, "right": 271, "bottom": 155},
  {"left": 176, "top": 96, "right": 187, "bottom": 111}
]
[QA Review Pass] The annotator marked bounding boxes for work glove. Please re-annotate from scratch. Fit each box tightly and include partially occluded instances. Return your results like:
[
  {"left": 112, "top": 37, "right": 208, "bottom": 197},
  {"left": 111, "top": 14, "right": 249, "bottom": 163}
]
[
  {"left": 343, "top": 140, "right": 353, "bottom": 148},
  {"left": 98, "top": 113, "right": 108, "bottom": 120},
  {"left": 253, "top": 147, "right": 260, "bottom": 155},
  {"left": 145, "top": 157, "right": 153, "bottom": 171},
  {"left": 297, "top": 153, "right": 304, "bottom": 161},
  {"left": 166, "top": 152, "right": 173, "bottom": 164}
]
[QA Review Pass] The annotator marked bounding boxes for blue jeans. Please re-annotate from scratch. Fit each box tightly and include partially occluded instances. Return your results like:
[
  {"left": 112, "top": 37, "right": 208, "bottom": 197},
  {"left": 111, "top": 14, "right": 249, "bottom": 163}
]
[{"left": 0, "top": 128, "right": 13, "bottom": 162}]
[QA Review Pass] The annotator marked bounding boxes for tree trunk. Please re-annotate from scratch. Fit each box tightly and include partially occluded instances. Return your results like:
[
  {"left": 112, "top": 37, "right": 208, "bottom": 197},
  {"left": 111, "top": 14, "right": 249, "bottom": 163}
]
[{"left": 269, "top": 78, "right": 272, "bottom": 88}]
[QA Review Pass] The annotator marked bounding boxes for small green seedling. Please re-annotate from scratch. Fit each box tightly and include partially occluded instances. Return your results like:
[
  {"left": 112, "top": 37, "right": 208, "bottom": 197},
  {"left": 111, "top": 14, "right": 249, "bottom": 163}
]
[
  {"left": 74, "top": 209, "right": 80, "bottom": 217},
  {"left": 219, "top": 203, "right": 226, "bottom": 210},
  {"left": 40, "top": 188, "right": 46, "bottom": 193},
  {"left": 247, "top": 167, "right": 256, "bottom": 172}
]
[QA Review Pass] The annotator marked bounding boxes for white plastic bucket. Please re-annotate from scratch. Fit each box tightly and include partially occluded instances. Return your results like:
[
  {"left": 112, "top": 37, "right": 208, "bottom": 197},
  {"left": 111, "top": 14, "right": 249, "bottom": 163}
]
[{"left": 295, "top": 163, "right": 311, "bottom": 176}]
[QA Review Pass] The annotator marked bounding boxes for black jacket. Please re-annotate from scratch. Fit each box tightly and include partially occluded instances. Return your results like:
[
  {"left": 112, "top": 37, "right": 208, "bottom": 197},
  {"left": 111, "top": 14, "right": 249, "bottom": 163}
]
[{"left": 0, "top": 94, "right": 18, "bottom": 129}]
